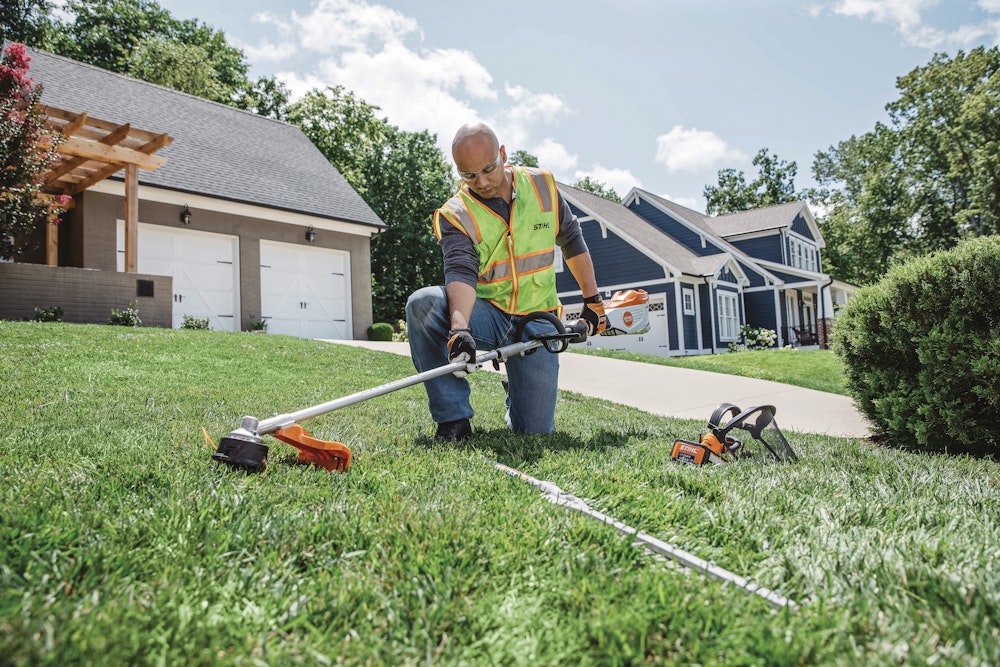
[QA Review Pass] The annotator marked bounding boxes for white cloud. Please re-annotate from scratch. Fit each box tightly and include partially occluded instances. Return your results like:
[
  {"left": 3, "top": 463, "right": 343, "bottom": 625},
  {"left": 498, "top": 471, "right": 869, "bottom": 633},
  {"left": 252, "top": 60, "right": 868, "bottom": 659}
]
[
  {"left": 286, "top": 0, "right": 421, "bottom": 54},
  {"left": 654, "top": 125, "right": 747, "bottom": 174},
  {"left": 532, "top": 138, "right": 578, "bottom": 175},
  {"left": 831, "top": 0, "right": 1000, "bottom": 48},
  {"left": 833, "top": 0, "right": 932, "bottom": 33},
  {"left": 497, "top": 84, "right": 571, "bottom": 151},
  {"left": 573, "top": 165, "right": 642, "bottom": 198},
  {"left": 245, "top": 0, "right": 576, "bottom": 166}
]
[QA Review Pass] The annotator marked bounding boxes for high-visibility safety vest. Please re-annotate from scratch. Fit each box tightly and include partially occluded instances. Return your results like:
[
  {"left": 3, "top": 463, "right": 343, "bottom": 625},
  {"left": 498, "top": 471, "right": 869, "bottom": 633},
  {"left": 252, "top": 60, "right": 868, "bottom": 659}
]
[{"left": 433, "top": 166, "right": 562, "bottom": 316}]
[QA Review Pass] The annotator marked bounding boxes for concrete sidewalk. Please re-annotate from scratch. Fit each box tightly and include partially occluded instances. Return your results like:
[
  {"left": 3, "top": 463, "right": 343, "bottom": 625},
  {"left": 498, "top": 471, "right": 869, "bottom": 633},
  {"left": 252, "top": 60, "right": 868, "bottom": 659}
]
[{"left": 327, "top": 339, "right": 872, "bottom": 438}]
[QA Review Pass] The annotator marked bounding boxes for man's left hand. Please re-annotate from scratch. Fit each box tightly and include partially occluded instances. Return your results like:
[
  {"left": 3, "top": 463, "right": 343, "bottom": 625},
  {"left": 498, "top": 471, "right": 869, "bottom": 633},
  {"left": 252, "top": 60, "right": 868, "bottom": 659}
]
[{"left": 581, "top": 294, "right": 607, "bottom": 336}]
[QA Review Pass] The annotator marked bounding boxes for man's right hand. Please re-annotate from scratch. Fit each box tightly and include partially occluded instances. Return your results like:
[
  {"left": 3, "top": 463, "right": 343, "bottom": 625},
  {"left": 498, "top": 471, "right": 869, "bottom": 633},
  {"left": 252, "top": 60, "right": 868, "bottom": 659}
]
[{"left": 448, "top": 328, "right": 477, "bottom": 377}]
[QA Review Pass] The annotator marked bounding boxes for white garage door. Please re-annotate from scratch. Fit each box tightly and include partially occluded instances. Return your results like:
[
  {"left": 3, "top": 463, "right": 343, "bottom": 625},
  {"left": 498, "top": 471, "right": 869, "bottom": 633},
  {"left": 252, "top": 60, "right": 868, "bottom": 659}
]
[
  {"left": 117, "top": 222, "right": 240, "bottom": 331},
  {"left": 566, "top": 296, "right": 669, "bottom": 356},
  {"left": 259, "top": 240, "right": 352, "bottom": 340}
]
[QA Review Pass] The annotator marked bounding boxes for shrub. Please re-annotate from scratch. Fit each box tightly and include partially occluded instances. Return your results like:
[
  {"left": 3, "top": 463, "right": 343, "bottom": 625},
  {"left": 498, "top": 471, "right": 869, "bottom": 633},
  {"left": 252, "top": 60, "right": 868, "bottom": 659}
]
[
  {"left": 1, "top": 43, "right": 70, "bottom": 260},
  {"left": 367, "top": 322, "right": 394, "bottom": 341},
  {"left": 835, "top": 236, "right": 1000, "bottom": 456},
  {"left": 392, "top": 318, "right": 408, "bottom": 342},
  {"left": 108, "top": 302, "right": 142, "bottom": 327},
  {"left": 33, "top": 305, "right": 63, "bottom": 322},
  {"left": 181, "top": 314, "right": 210, "bottom": 330},
  {"left": 249, "top": 319, "right": 268, "bottom": 332},
  {"left": 728, "top": 324, "right": 777, "bottom": 352}
]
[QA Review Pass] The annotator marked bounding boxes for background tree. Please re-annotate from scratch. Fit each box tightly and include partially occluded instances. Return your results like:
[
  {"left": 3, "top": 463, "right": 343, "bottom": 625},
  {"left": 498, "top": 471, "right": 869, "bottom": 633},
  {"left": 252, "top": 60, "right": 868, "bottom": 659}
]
[
  {"left": 363, "top": 126, "right": 453, "bottom": 322},
  {"left": 887, "top": 46, "right": 1000, "bottom": 243},
  {"left": 286, "top": 86, "right": 386, "bottom": 199},
  {"left": 0, "top": 42, "right": 69, "bottom": 260},
  {"left": 811, "top": 47, "right": 1000, "bottom": 284},
  {"left": 507, "top": 149, "right": 538, "bottom": 167},
  {"left": 572, "top": 175, "right": 621, "bottom": 203},
  {"left": 811, "top": 124, "right": 916, "bottom": 284},
  {"left": 40, "top": 0, "right": 260, "bottom": 105},
  {"left": 232, "top": 75, "right": 290, "bottom": 119},
  {"left": 287, "top": 87, "right": 453, "bottom": 322},
  {"left": 704, "top": 148, "right": 799, "bottom": 214},
  {"left": 128, "top": 36, "right": 228, "bottom": 101},
  {"left": 1, "top": 0, "right": 54, "bottom": 45}
]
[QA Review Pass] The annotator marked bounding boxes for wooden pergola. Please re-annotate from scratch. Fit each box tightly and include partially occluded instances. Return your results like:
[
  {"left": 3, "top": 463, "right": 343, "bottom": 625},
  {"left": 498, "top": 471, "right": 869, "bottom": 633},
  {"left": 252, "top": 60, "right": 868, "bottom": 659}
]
[{"left": 41, "top": 106, "right": 172, "bottom": 271}]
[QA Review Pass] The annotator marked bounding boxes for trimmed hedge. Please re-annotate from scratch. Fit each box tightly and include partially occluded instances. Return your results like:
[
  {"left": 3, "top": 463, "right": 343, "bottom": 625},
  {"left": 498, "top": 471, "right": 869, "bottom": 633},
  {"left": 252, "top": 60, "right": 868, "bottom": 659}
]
[
  {"left": 367, "top": 322, "right": 394, "bottom": 341},
  {"left": 834, "top": 236, "right": 1000, "bottom": 456}
]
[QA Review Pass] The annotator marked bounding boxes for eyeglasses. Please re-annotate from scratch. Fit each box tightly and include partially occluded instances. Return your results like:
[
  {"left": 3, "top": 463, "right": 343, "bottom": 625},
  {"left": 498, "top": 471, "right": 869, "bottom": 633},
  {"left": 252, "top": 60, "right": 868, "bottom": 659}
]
[{"left": 459, "top": 152, "right": 503, "bottom": 182}]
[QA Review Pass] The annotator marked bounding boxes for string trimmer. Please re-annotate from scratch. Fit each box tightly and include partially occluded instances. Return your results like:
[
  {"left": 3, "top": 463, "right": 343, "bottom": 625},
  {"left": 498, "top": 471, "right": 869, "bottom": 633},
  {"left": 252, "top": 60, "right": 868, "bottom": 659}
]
[{"left": 210, "top": 311, "right": 587, "bottom": 472}]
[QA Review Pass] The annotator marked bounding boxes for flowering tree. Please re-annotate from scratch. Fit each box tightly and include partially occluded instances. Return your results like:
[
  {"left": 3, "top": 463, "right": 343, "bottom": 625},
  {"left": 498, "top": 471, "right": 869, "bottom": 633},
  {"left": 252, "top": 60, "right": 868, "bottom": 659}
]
[{"left": 0, "top": 42, "right": 68, "bottom": 261}]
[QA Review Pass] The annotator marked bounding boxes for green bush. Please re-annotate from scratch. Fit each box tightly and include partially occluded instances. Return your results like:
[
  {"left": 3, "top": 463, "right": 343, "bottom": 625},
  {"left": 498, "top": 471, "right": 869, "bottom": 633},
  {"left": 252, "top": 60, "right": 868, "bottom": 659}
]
[
  {"left": 33, "top": 306, "right": 64, "bottom": 322},
  {"left": 108, "top": 302, "right": 142, "bottom": 327},
  {"left": 181, "top": 314, "right": 210, "bottom": 330},
  {"left": 367, "top": 322, "right": 394, "bottom": 341},
  {"left": 392, "top": 318, "right": 408, "bottom": 342},
  {"left": 835, "top": 236, "right": 1000, "bottom": 456}
]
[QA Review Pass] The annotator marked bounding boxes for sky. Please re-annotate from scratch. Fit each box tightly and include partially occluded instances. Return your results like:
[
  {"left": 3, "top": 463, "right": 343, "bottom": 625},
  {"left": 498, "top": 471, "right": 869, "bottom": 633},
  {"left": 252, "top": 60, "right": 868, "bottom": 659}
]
[{"left": 153, "top": 0, "right": 1000, "bottom": 211}]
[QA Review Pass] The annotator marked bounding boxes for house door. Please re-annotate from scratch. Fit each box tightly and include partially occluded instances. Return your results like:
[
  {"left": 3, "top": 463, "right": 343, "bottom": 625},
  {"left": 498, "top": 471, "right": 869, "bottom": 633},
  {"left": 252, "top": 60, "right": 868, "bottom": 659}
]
[
  {"left": 259, "top": 240, "right": 352, "bottom": 339},
  {"left": 117, "top": 222, "right": 240, "bottom": 331}
]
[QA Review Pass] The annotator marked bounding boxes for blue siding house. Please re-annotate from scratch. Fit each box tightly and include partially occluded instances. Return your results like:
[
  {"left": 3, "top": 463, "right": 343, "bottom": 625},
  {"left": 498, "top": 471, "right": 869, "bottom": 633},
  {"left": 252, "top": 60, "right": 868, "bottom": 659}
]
[{"left": 556, "top": 184, "right": 857, "bottom": 356}]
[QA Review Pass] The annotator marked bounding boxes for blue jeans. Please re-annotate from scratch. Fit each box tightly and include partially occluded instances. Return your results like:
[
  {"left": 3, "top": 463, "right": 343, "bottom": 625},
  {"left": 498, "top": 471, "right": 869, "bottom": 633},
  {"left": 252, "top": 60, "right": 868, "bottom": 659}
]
[{"left": 405, "top": 285, "right": 560, "bottom": 434}]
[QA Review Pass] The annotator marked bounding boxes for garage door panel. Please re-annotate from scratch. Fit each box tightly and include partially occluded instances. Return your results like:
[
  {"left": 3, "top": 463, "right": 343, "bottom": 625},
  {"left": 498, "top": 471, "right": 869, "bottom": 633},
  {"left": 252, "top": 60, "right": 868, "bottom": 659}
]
[
  {"left": 260, "top": 241, "right": 352, "bottom": 340},
  {"left": 118, "top": 222, "right": 240, "bottom": 331}
]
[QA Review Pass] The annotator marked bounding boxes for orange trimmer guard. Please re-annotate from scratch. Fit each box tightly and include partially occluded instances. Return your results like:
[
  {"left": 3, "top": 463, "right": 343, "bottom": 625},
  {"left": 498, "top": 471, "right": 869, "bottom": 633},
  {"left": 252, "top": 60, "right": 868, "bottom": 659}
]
[{"left": 272, "top": 425, "right": 352, "bottom": 471}]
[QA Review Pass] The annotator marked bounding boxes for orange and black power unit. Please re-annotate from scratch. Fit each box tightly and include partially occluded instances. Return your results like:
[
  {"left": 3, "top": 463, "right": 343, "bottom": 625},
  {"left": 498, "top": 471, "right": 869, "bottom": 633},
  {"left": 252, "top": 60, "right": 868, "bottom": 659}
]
[
  {"left": 671, "top": 433, "right": 728, "bottom": 465},
  {"left": 671, "top": 438, "right": 714, "bottom": 465}
]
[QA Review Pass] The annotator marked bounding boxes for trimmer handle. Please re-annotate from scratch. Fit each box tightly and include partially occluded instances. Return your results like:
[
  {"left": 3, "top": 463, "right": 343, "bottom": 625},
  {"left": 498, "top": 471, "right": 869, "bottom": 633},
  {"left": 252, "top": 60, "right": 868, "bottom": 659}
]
[
  {"left": 512, "top": 311, "right": 587, "bottom": 354},
  {"left": 568, "top": 319, "right": 588, "bottom": 343}
]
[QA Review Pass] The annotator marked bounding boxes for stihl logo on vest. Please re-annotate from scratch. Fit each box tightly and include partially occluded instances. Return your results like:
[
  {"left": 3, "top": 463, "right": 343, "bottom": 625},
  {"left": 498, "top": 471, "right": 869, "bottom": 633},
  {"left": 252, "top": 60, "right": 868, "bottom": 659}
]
[{"left": 533, "top": 222, "right": 551, "bottom": 231}]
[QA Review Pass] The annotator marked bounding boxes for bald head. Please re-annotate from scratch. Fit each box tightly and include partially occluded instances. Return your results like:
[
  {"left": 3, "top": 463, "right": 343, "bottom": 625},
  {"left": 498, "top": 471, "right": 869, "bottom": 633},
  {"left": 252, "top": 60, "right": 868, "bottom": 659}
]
[
  {"left": 451, "top": 122, "right": 509, "bottom": 200},
  {"left": 452, "top": 122, "right": 499, "bottom": 156}
]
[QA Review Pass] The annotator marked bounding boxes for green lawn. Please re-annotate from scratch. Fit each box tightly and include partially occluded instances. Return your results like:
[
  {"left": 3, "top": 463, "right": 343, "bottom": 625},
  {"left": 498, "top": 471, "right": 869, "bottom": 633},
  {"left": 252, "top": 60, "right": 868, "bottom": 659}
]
[
  {"left": 2, "top": 322, "right": 998, "bottom": 665},
  {"left": 573, "top": 346, "right": 849, "bottom": 395}
]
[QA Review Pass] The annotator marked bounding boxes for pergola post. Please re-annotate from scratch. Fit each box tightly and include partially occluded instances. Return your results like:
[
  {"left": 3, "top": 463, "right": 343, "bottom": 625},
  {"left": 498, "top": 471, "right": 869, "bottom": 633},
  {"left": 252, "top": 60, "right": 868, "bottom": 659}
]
[{"left": 124, "top": 163, "right": 139, "bottom": 273}]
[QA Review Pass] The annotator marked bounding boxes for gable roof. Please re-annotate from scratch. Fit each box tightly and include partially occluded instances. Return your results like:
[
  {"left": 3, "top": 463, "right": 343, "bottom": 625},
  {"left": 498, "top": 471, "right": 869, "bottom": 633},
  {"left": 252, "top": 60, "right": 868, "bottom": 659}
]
[
  {"left": 625, "top": 188, "right": 781, "bottom": 285},
  {"left": 23, "top": 45, "right": 384, "bottom": 229},
  {"left": 558, "top": 183, "right": 734, "bottom": 279},
  {"left": 709, "top": 201, "right": 805, "bottom": 235}
]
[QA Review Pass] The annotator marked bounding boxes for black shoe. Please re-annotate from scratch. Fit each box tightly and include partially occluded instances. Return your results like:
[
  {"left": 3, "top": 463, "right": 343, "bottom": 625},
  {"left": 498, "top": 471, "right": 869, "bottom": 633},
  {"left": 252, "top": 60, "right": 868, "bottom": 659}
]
[{"left": 434, "top": 418, "right": 472, "bottom": 442}]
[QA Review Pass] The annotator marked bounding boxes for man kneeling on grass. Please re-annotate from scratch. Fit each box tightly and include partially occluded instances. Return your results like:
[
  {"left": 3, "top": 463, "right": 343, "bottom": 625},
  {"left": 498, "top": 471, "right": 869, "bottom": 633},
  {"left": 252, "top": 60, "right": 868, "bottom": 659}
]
[{"left": 406, "top": 122, "right": 606, "bottom": 441}]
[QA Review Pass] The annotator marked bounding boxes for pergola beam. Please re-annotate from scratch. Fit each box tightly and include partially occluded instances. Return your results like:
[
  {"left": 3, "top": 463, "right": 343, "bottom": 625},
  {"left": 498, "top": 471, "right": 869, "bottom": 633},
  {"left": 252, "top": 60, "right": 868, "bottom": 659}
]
[{"left": 39, "top": 106, "right": 172, "bottom": 271}]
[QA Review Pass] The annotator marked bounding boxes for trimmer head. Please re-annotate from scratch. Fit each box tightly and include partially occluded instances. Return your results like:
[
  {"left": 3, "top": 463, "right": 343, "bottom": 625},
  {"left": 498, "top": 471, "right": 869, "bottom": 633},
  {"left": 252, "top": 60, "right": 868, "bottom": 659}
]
[
  {"left": 211, "top": 416, "right": 269, "bottom": 472},
  {"left": 211, "top": 416, "right": 351, "bottom": 473}
]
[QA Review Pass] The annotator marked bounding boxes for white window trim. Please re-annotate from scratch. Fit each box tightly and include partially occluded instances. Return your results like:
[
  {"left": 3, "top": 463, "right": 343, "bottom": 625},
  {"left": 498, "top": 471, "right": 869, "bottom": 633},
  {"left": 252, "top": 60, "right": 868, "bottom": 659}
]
[
  {"left": 717, "top": 291, "right": 739, "bottom": 341},
  {"left": 682, "top": 287, "right": 695, "bottom": 315}
]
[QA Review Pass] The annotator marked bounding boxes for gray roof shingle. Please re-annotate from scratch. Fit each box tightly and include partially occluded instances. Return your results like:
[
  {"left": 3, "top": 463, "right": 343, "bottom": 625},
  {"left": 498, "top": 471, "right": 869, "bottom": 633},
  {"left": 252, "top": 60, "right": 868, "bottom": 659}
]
[
  {"left": 23, "top": 45, "right": 385, "bottom": 229},
  {"left": 559, "top": 183, "right": 723, "bottom": 277}
]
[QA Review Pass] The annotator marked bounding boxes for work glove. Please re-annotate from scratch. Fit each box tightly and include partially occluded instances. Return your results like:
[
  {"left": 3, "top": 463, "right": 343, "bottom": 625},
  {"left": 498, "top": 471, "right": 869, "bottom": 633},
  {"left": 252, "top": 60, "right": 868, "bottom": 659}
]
[
  {"left": 580, "top": 294, "right": 607, "bottom": 336},
  {"left": 448, "top": 328, "right": 478, "bottom": 377}
]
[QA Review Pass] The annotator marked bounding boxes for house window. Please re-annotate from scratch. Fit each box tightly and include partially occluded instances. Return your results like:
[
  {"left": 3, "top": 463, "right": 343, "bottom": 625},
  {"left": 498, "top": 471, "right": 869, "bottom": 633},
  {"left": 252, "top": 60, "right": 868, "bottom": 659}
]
[
  {"left": 789, "top": 237, "right": 819, "bottom": 272},
  {"left": 717, "top": 291, "right": 739, "bottom": 341},
  {"left": 682, "top": 287, "right": 695, "bottom": 315}
]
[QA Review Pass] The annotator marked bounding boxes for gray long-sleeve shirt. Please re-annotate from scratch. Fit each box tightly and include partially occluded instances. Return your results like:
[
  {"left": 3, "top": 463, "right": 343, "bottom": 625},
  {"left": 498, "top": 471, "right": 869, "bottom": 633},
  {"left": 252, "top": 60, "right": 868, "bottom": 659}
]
[{"left": 439, "top": 180, "right": 589, "bottom": 287}]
